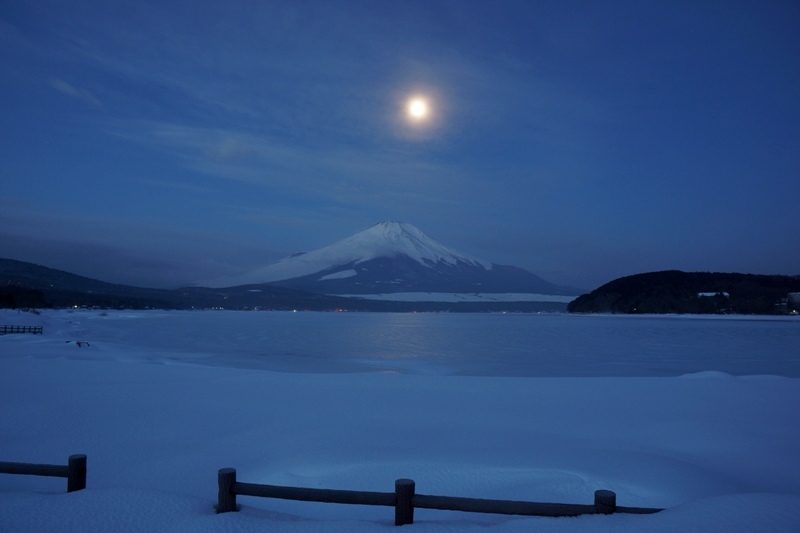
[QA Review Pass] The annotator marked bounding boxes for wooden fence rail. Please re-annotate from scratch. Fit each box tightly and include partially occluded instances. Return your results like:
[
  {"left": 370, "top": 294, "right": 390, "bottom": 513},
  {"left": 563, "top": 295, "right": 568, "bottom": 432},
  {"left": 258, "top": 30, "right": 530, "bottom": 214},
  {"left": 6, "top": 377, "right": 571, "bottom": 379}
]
[
  {"left": 0, "top": 455, "right": 86, "bottom": 492},
  {"left": 0, "top": 325, "right": 43, "bottom": 335},
  {"left": 217, "top": 468, "right": 663, "bottom": 526}
]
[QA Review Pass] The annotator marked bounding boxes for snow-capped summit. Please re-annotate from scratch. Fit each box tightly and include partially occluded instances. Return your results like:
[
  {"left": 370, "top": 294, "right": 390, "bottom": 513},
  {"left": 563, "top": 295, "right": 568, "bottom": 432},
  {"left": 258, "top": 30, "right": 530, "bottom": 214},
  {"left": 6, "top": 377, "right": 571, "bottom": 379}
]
[
  {"left": 324, "top": 221, "right": 492, "bottom": 271},
  {"left": 205, "top": 222, "right": 581, "bottom": 296}
]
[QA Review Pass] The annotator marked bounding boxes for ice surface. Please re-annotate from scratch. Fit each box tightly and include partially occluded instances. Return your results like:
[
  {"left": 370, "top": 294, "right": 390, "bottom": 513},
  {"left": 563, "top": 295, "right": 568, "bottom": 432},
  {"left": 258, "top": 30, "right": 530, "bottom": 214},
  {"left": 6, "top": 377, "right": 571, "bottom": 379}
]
[
  {"left": 1, "top": 309, "right": 799, "bottom": 532},
  {"left": 4, "top": 310, "right": 796, "bottom": 377}
]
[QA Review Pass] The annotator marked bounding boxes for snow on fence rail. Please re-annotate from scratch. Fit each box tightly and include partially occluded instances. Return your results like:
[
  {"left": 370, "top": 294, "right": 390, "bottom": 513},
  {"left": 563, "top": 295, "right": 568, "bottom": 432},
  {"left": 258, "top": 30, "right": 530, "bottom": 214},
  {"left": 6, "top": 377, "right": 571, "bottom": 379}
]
[
  {"left": 0, "top": 325, "right": 43, "bottom": 335},
  {"left": 216, "top": 468, "right": 663, "bottom": 525},
  {"left": 0, "top": 454, "right": 87, "bottom": 492}
]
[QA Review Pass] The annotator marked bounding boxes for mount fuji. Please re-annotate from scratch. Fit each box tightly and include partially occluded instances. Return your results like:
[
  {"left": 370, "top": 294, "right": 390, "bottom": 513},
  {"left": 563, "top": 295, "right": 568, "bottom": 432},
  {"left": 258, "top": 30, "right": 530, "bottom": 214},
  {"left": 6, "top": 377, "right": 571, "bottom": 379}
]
[{"left": 205, "top": 222, "right": 582, "bottom": 300}]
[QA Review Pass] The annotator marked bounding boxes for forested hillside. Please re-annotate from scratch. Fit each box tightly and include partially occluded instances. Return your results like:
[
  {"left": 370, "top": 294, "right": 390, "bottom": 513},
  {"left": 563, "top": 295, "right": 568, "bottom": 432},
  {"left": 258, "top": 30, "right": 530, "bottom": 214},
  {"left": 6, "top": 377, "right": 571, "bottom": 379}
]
[{"left": 568, "top": 271, "right": 800, "bottom": 315}]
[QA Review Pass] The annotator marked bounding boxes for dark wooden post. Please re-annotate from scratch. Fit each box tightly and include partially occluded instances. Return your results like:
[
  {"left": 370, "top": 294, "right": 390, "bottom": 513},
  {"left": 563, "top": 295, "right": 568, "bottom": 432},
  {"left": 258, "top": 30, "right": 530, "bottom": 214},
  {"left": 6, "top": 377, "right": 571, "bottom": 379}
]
[
  {"left": 67, "top": 454, "right": 86, "bottom": 492},
  {"left": 218, "top": 468, "right": 237, "bottom": 513},
  {"left": 395, "top": 478, "right": 415, "bottom": 525},
  {"left": 594, "top": 489, "right": 616, "bottom": 514}
]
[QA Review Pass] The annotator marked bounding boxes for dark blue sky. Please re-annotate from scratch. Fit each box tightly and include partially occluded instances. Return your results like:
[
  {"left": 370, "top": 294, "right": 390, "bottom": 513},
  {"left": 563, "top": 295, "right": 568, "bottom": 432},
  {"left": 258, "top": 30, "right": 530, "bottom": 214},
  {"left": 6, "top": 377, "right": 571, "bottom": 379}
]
[{"left": 2, "top": 1, "right": 799, "bottom": 289}]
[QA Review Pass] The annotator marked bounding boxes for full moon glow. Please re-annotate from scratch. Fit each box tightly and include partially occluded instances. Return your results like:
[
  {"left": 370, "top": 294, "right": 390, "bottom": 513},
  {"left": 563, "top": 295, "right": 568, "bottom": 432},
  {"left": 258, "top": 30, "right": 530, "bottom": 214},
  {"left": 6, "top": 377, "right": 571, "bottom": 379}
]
[{"left": 407, "top": 97, "right": 429, "bottom": 120}]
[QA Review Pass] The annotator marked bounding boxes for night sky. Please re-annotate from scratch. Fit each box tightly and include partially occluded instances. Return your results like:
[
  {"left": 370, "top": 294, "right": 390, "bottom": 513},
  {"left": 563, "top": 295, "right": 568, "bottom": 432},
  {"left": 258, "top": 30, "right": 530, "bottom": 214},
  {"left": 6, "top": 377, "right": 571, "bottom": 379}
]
[{"left": 2, "top": 1, "right": 799, "bottom": 290}]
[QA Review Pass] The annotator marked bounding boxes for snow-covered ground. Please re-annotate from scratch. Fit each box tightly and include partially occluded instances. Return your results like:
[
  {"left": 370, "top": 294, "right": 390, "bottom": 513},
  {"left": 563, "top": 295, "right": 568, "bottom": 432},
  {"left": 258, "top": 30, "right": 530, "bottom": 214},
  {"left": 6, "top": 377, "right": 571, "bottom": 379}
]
[
  {"left": 336, "top": 292, "right": 577, "bottom": 303},
  {"left": 1, "top": 309, "right": 799, "bottom": 532}
]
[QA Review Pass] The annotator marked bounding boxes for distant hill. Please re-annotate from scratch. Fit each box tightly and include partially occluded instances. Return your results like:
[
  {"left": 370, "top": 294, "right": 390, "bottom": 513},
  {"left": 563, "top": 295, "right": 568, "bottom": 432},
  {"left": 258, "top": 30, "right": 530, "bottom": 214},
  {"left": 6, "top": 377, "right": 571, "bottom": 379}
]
[
  {"left": 0, "top": 258, "right": 567, "bottom": 313},
  {"left": 0, "top": 257, "right": 341, "bottom": 310},
  {"left": 567, "top": 271, "right": 800, "bottom": 315}
]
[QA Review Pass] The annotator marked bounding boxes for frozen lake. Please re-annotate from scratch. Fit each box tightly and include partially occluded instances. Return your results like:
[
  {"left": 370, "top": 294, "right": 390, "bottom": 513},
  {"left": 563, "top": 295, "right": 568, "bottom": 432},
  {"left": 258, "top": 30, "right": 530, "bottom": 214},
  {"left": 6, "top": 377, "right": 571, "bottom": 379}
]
[{"left": 10, "top": 310, "right": 800, "bottom": 377}]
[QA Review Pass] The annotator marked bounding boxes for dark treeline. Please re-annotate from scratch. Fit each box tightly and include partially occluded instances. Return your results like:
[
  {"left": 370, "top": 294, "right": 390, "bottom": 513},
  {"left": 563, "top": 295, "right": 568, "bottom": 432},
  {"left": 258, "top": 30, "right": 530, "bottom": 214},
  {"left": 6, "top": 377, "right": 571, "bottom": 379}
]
[
  {"left": 568, "top": 271, "right": 800, "bottom": 315},
  {"left": 0, "top": 286, "right": 49, "bottom": 309}
]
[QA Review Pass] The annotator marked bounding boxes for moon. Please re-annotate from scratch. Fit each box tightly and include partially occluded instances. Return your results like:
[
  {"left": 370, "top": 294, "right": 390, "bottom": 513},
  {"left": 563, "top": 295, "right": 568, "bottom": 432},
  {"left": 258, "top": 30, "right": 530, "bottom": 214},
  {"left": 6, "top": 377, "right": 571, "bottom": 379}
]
[{"left": 407, "top": 97, "right": 429, "bottom": 120}]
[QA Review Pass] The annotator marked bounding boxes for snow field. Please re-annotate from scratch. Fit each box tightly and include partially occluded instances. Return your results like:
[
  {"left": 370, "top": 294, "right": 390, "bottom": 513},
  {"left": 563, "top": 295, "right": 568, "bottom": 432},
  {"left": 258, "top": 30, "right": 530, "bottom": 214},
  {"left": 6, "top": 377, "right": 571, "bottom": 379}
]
[{"left": 1, "top": 309, "right": 799, "bottom": 531}]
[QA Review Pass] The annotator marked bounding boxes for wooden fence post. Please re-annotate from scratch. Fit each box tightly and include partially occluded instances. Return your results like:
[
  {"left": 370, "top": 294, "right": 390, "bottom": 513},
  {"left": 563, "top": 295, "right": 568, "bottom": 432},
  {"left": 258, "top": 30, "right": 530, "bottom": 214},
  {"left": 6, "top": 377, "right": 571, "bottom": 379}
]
[
  {"left": 67, "top": 454, "right": 87, "bottom": 492},
  {"left": 218, "top": 468, "right": 238, "bottom": 513},
  {"left": 594, "top": 489, "right": 616, "bottom": 514},
  {"left": 395, "top": 478, "right": 415, "bottom": 525}
]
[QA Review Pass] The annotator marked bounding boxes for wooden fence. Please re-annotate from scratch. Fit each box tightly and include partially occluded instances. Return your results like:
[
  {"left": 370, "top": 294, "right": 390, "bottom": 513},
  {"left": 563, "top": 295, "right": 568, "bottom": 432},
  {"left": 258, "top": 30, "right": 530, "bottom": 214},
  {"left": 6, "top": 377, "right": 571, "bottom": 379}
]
[
  {"left": 0, "top": 325, "right": 43, "bottom": 335},
  {"left": 0, "top": 454, "right": 86, "bottom": 492},
  {"left": 0, "top": 456, "right": 663, "bottom": 525},
  {"left": 217, "top": 468, "right": 663, "bottom": 525}
]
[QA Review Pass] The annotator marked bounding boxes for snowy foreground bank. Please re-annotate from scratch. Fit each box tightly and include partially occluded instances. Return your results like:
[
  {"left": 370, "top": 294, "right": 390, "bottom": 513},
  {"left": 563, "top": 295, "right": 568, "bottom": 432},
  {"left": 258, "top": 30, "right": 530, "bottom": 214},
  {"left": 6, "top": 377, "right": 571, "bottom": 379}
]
[{"left": 1, "top": 310, "right": 799, "bottom": 532}]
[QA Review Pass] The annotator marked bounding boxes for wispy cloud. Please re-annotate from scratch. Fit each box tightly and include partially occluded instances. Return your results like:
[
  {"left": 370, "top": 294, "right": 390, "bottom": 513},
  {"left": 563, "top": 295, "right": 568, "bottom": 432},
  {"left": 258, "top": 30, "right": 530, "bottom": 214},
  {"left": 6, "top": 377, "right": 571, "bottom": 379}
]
[
  {"left": 49, "top": 79, "right": 103, "bottom": 106},
  {"left": 115, "top": 119, "right": 472, "bottom": 202}
]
